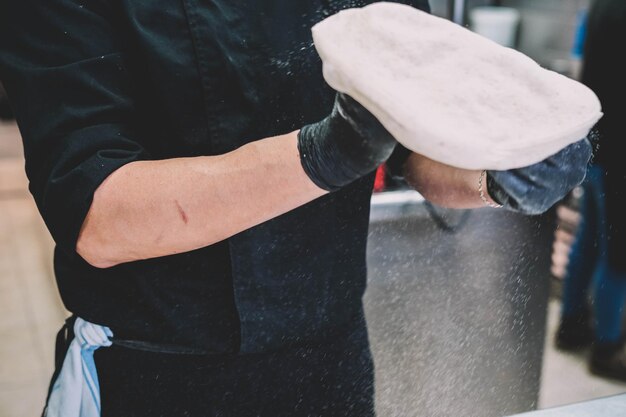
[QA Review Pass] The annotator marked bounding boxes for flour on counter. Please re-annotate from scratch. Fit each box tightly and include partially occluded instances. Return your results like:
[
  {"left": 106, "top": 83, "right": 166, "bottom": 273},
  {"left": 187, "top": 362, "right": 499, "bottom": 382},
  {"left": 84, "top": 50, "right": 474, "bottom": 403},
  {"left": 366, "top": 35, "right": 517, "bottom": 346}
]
[{"left": 311, "top": 2, "right": 602, "bottom": 170}]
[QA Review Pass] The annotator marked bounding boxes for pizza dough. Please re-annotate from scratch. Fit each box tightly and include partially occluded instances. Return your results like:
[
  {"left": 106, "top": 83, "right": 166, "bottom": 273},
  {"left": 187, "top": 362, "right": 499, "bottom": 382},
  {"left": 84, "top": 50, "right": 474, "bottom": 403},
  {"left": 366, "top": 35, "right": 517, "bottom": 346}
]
[{"left": 311, "top": 2, "right": 602, "bottom": 170}]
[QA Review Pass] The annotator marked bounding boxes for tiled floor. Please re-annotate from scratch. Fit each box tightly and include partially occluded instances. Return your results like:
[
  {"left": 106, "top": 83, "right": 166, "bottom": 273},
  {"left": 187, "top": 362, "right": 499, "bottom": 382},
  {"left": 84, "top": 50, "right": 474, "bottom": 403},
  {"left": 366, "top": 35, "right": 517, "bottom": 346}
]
[{"left": 1, "top": 120, "right": 625, "bottom": 416}]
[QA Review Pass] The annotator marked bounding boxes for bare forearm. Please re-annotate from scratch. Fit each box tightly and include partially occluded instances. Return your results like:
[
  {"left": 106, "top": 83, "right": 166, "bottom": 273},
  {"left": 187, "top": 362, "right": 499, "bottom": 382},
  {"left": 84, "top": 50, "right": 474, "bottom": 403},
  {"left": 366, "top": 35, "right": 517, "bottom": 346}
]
[
  {"left": 77, "top": 131, "right": 325, "bottom": 268},
  {"left": 403, "top": 152, "right": 497, "bottom": 209}
]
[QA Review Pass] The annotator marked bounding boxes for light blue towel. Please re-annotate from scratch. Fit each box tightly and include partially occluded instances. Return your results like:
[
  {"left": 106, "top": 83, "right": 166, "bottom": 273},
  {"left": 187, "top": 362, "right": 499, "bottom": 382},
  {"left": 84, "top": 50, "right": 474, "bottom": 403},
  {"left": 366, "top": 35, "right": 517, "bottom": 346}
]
[{"left": 45, "top": 318, "right": 113, "bottom": 417}]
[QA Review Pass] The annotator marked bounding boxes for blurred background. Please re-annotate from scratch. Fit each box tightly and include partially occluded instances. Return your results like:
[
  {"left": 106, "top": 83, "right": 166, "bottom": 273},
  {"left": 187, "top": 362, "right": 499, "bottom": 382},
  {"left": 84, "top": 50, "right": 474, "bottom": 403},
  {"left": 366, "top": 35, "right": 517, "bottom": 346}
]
[
  {"left": 432, "top": 0, "right": 590, "bottom": 77},
  {"left": 1, "top": 0, "right": 625, "bottom": 416}
]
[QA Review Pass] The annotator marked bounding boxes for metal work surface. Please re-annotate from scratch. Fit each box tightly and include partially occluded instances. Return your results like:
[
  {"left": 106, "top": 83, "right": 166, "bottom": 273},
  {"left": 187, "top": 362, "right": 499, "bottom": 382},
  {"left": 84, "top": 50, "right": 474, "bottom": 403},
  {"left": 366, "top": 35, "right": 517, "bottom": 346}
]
[
  {"left": 365, "top": 191, "right": 554, "bottom": 417},
  {"left": 509, "top": 393, "right": 626, "bottom": 417}
]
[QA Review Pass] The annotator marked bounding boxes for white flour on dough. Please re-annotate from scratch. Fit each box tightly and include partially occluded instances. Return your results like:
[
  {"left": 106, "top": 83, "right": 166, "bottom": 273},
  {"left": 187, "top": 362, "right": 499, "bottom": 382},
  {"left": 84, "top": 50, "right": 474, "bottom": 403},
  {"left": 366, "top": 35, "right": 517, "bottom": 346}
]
[{"left": 311, "top": 2, "right": 602, "bottom": 170}]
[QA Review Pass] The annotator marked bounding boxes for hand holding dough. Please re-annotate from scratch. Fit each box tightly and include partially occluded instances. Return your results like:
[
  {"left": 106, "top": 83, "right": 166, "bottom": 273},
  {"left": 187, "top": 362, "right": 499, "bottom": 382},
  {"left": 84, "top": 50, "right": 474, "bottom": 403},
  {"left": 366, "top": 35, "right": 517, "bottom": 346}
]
[{"left": 311, "top": 2, "right": 602, "bottom": 170}]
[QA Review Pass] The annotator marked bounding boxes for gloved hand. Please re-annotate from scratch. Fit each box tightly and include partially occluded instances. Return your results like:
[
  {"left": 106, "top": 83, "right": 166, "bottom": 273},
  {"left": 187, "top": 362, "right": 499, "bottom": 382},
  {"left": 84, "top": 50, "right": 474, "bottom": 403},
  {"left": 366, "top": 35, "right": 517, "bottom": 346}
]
[
  {"left": 298, "top": 92, "right": 397, "bottom": 191},
  {"left": 486, "top": 138, "right": 593, "bottom": 215}
]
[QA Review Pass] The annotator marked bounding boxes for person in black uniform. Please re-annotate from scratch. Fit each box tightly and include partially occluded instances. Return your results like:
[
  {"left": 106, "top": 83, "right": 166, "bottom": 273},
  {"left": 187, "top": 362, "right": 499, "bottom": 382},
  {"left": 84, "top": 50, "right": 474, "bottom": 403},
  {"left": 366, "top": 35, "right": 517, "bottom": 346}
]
[
  {"left": 0, "top": 1, "right": 591, "bottom": 415},
  {"left": 556, "top": 0, "right": 626, "bottom": 381}
]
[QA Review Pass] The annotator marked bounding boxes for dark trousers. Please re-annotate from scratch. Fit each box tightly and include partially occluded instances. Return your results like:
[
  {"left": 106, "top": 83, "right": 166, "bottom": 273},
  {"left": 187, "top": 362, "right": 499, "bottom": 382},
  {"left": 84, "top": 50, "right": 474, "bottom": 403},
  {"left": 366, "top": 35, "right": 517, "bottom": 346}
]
[{"left": 92, "top": 322, "right": 375, "bottom": 417}]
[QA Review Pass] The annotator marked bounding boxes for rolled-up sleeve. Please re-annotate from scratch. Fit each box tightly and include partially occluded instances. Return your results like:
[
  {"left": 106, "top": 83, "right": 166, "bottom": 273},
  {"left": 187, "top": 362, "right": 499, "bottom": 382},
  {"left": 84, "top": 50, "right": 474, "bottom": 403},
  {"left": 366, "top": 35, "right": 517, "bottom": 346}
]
[{"left": 0, "top": 0, "right": 151, "bottom": 252}]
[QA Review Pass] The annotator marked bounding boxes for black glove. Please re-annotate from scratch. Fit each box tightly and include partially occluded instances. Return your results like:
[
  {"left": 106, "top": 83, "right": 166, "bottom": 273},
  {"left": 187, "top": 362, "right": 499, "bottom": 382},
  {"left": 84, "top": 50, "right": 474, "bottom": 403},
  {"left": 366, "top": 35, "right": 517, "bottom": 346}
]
[
  {"left": 298, "top": 92, "right": 397, "bottom": 191},
  {"left": 487, "top": 138, "right": 593, "bottom": 215}
]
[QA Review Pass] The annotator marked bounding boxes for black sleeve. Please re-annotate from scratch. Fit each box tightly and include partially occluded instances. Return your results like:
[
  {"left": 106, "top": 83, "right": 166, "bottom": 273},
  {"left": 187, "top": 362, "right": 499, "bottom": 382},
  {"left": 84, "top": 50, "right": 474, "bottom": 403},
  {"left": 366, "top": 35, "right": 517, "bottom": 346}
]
[{"left": 0, "top": 0, "right": 151, "bottom": 252}]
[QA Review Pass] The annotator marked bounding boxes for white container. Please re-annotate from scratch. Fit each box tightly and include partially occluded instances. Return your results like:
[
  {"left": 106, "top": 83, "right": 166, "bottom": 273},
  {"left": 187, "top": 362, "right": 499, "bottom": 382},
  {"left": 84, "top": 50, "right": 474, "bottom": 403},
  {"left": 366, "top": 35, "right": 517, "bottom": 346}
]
[{"left": 469, "top": 6, "right": 521, "bottom": 48}]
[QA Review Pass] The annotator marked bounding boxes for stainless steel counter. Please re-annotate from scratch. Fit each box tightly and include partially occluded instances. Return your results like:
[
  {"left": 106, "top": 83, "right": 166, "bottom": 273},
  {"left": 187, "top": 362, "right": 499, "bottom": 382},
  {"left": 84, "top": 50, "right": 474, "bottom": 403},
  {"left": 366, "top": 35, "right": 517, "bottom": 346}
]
[
  {"left": 366, "top": 190, "right": 555, "bottom": 416},
  {"left": 508, "top": 394, "right": 626, "bottom": 416}
]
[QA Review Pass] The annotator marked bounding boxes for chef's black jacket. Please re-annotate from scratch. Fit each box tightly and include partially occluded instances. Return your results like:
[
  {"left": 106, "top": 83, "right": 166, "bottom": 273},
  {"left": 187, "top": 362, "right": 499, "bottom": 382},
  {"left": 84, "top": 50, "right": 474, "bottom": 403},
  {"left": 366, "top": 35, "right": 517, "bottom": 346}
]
[{"left": 0, "top": 0, "right": 431, "bottom": 353}]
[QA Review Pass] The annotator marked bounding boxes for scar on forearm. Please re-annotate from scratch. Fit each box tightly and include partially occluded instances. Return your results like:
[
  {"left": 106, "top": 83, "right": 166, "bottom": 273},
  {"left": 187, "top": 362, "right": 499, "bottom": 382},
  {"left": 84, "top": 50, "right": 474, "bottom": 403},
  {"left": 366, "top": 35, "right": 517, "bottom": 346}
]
[{"left": 174, "top": 200, "right": 189, "bottom": 224}]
